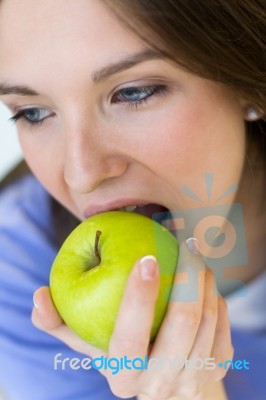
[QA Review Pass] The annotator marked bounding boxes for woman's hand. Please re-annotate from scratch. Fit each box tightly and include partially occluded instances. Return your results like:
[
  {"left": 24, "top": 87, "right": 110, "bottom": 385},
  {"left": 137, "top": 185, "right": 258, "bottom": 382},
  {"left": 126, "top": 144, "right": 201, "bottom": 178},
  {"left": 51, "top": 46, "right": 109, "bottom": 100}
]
[{"left": 32, "top": 239, "right": 233, "bottom": 399}]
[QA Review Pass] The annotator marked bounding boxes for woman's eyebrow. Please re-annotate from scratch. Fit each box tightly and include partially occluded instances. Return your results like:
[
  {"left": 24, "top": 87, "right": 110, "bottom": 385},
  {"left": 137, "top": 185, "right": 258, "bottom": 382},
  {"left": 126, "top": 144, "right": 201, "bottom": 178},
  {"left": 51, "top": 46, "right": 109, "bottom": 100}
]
[
  {"left": 0, "top": 49, "right": 165, "bottom": 96},
  {"left": 92, "top": 49, "right": 165, "bottom": 83},
  {"left": 0, "top": 83, "right": 39, "bottom": 96}
]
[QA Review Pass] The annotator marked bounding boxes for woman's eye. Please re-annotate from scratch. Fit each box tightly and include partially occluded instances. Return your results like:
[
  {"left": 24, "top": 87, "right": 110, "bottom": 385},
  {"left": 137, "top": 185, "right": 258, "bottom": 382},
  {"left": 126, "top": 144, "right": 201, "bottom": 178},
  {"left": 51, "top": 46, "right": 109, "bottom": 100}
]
[
  {"left": 9, "top": 107, "right": 54, "bottom": 125},
  {"left": 111, "top": 85, "right": 169, "bottom": 109}
]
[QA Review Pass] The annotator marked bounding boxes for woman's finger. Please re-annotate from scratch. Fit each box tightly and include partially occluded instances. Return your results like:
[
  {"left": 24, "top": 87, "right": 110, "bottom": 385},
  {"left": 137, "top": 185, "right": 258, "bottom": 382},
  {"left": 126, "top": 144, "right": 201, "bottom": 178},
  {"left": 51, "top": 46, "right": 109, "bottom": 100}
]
[
  {"left": 107, "top": 255, "right": 160, "bottom": 397},
  {"left": 211, "top": 296, "right": 234, "bottom": 380},
  {"left": 138, "top": 241, "right": 206, "bottom": 397},
  {"left": 175, "top": 268, "right": 219, "bottom": 395},
  {"left": 148, "top": 241, "right": 205, "bottom": 360},
  {"left": 187, "top": 268, "right": 218, "bottom": 360},
  {"left": 32, "top": 286, "right": 63, "bottom": 330},
  {"left": 109, "top": 255, "right": 160, "bottom": 357}
]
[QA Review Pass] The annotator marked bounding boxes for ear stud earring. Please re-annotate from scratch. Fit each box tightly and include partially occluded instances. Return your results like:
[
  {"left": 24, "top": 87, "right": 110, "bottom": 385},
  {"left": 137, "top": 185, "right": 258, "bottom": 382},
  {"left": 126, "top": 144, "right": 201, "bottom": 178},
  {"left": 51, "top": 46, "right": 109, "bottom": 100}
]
[{"left": 245, "top": 106, "right": 264, "bottom": 121}]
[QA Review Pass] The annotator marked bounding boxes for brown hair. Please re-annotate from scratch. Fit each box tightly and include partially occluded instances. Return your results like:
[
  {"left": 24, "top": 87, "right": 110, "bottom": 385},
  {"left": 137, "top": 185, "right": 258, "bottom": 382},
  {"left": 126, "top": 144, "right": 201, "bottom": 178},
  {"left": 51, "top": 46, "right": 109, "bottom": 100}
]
[{"left": 103, "top": 0, "right": 266, "bottom": 169}]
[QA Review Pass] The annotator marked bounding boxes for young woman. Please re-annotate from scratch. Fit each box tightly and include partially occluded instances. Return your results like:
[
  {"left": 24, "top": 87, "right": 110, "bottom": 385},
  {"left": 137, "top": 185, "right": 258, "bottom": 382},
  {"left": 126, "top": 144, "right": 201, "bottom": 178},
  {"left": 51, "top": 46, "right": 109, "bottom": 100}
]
[{"left": 0, "top": 1, "right": 265, "bottom": 399}]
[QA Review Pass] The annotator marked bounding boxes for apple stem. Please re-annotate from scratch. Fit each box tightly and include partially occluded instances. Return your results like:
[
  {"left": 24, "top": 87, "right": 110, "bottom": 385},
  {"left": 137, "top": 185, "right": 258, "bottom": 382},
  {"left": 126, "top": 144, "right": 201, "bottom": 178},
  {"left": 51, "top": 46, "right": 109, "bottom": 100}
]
[{"left": 95, "top": 230, "right": 102, "bottom": 264}]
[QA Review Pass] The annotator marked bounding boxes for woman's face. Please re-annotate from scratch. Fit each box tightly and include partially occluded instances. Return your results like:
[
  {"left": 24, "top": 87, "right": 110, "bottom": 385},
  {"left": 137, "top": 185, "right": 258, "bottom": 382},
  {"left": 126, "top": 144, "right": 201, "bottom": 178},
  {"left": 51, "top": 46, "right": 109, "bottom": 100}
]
[{"left": 0, "top": 0, "right": 246, "bottom": 224}]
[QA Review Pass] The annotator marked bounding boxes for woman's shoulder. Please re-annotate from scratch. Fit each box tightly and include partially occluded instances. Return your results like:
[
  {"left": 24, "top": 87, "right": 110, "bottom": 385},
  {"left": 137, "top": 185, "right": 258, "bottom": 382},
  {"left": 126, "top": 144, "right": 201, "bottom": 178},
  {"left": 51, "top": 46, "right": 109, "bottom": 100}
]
[
  {"left": 0, "top": 173, "right": 53, "bottom": 233},
  {"left": 0, "top": 173, "right": 58, "bottom": 266},
  {"left": 0, "top": 171, "right": 44, "bottom": 204}
]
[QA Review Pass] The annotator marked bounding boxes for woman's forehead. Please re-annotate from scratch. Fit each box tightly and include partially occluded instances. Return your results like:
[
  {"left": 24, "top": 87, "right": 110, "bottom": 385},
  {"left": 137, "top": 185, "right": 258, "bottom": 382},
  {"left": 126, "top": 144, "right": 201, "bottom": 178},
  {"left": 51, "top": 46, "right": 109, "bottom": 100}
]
[{"left": 0, "top": 0, "right": 147, "bottom": 88}]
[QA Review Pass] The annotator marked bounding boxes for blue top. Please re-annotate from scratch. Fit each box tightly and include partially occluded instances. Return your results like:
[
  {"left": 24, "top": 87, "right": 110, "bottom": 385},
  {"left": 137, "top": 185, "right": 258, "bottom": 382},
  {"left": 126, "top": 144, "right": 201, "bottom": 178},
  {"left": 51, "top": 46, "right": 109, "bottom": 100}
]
[{"left": 0, "top": 175, "right": 265, "bottom": 400}]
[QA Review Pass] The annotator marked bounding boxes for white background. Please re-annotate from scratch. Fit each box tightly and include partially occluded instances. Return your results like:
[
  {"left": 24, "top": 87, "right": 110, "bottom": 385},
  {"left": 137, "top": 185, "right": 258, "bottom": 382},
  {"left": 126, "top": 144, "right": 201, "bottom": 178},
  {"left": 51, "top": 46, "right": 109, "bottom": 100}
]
[
  {"left": 0, "top": 103, "right": 22, "bottom": 398},
  {"left": 0, "top": 103, "right": 20, "bottom": 397},
  {"left": 0, "top": 102, "right": 23, "bottom": 181}
]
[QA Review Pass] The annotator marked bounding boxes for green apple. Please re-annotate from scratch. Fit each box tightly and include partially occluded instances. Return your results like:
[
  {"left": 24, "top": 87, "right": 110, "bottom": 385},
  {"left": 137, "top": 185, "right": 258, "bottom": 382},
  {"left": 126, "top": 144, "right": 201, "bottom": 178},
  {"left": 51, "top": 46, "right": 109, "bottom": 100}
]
[{"left": 50, "top": 210, "right": 179, "bottom": 351}]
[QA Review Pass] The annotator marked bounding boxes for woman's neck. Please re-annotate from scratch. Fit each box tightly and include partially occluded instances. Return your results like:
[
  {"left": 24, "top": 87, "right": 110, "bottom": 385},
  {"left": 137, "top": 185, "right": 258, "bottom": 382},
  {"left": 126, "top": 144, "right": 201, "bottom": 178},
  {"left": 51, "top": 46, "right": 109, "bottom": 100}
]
[{"left": 223, "top": 157, "right": 266, "bottom": 294}]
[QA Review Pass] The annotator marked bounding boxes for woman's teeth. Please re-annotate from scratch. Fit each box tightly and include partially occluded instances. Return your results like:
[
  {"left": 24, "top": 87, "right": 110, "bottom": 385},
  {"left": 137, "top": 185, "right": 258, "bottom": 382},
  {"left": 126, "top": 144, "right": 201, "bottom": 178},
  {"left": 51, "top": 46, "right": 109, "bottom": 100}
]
[{"left": 118, "top": 205, "right": 137, "bottom": 212}]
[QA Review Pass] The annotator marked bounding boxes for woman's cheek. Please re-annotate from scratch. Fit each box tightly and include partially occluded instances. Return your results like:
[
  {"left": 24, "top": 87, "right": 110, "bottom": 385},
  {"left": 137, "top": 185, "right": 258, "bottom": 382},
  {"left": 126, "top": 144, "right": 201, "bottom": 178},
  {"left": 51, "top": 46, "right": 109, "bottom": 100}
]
[
  {"left": 151, "top": 100, "right": 244, "bottom": 207},
  {"left": 18, "top": 130, "right": 62, "bottom": 194}
]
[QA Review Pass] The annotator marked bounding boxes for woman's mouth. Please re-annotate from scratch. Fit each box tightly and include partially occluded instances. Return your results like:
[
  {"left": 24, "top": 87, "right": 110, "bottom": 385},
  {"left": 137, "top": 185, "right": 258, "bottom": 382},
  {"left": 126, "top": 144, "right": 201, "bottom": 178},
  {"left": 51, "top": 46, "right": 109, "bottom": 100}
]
[
  {"left": 119, "top": 203, "right": 169, "bottom": 220},
  {"left": 84, "top": 202, "right": 170, "bottom": 223}
]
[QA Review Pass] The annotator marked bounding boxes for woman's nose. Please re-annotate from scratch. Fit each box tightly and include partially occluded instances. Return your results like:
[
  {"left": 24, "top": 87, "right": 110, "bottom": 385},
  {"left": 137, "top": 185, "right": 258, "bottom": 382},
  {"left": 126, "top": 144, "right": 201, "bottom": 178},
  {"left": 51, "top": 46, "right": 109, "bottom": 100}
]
[{"left": 63, "top": 126, "right": 128, "bottom": 194}]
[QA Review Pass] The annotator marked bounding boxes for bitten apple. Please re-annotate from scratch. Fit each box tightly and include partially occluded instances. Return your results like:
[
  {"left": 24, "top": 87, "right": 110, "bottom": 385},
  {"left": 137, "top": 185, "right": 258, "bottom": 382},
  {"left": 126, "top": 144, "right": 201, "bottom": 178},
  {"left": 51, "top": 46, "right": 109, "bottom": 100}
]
[{"left": 50, "top": 211, "right": 179, "bottom": 351}]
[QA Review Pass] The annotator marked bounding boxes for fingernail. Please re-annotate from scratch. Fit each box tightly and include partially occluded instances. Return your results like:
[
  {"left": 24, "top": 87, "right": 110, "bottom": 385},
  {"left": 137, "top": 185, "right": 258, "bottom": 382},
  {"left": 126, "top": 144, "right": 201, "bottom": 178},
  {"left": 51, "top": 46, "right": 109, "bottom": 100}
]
[
  {"left": 33, "top": 293, "right": 39, "bottom": 310},
  {"left": 186, "top": 237, "right": 201, "bottom": 255},
  {"left": 139, "top": 255, "right": 158, "bottom": 281}
]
